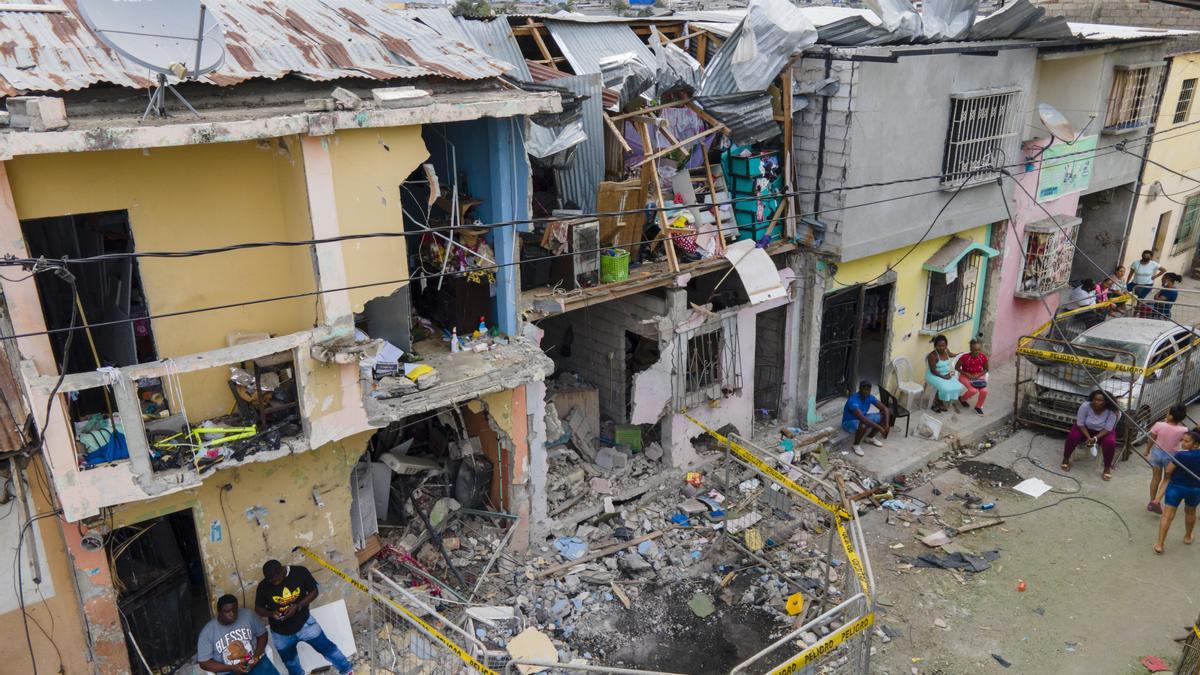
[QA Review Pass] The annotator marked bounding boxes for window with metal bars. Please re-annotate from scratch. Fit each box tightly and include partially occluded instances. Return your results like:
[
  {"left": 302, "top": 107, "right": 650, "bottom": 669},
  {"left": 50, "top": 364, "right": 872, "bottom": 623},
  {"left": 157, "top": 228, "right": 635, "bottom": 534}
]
[
  {"left": 1104, "top": 64, "right": 1165, "bottom": 132},
  {"left": 1175, "top": 194, "right": 1200, "bottom": 254},
  {"left": 924, "top": 252, "right": 982, "bottom": 331},
  {"left": 1016, "top": 217, "right": 1080, "bottom": 299},
  {"left": 1175, "top": 78, "right": 1197, "bottom": 125},
  {"left": 672, "top": 316, "right": 741, "bottom": 409},
  {"left": 941, "top": 89, "right": 1022, "bottom": 186}
]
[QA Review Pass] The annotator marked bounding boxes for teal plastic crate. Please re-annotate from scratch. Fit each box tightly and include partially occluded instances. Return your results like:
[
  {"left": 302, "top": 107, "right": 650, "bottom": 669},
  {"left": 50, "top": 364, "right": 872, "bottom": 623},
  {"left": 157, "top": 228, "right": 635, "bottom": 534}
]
[{"left": 728, "top": 151, "right": 778, "bottom": 178}]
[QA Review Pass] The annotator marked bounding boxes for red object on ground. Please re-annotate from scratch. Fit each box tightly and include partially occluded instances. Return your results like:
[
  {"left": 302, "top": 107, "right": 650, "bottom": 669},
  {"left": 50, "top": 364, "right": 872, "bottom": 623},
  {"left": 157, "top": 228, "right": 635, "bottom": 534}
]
[
  {"left": 1141, "top": 656, "right": 1169, "bottom": 672},
  {"left": 1016, "top": 580, "right": 1026, "bottom": 592}
]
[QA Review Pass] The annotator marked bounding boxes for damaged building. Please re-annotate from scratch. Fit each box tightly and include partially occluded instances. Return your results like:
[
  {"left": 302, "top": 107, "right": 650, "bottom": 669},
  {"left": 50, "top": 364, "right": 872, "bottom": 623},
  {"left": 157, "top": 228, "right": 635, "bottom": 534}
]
[{"left": 0, "top": 0, "right": 1192, "bottom": 673}]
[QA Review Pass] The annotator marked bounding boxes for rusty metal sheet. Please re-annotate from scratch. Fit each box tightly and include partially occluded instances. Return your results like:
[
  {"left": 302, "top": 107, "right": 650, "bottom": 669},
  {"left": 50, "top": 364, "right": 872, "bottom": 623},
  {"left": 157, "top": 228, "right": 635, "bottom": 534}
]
[{"left": 0, "top": 0, "right": 510, "bottom": 96}]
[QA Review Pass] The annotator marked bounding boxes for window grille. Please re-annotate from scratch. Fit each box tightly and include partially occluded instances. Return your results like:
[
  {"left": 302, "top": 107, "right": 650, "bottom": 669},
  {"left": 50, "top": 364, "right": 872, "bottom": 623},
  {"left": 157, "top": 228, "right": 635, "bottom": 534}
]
[
  {"left": 1104, "top": 63, "right": 1165, "bottom": 132},
  {"left": 1016, "top": 217, "right": 1080, "bottom": 299},
  {"left": 1175, "top": 194, "right": 1200, "bottom": 254},
  {"left": 1175, "top": 78, "right": 1197, "bottom": 125},
  {"left": 925, "top": 252, "right": 983, "bottom": 332},
  {"left": 941, "top": 89, "right": 1022, "bottom": 186},
  {"left": 672, "top": 316, "right": 741, "bottom": 410}
]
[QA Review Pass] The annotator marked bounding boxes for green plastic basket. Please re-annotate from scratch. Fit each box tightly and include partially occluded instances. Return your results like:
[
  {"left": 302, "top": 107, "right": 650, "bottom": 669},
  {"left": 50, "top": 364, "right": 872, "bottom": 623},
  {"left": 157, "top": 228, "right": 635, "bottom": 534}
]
[
  {"left": 614, "top": 424, "right": 643, "bottom": 451},
  {"left": 600, "top": 249, "right": 630, "bottom": 283}
]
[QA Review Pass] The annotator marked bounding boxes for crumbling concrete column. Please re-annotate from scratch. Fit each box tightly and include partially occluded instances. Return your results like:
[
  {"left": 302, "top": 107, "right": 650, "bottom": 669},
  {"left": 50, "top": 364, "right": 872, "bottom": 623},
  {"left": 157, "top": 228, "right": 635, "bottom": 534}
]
[
  {"left": 790, "top": 251, "right": 827, "bottom": 427},
  {"left": 63, "top": 525, "right": 131, "bottom": 674},
  {"left": 525, "top": 380, "right": 551, "bottom": 548}
]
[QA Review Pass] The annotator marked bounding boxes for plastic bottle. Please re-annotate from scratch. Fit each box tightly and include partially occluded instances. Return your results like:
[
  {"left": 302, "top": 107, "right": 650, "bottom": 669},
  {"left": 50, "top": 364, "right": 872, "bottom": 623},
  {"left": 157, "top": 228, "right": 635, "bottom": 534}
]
[{"left": 450, "top": 327, "right": 460, "bottom": 353}]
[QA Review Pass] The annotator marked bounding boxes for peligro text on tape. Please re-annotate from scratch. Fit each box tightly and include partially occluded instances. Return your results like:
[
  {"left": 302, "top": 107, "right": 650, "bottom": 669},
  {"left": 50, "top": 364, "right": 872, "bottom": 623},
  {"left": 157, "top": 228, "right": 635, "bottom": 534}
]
[
  {"left": 1015, "top": 346, "right": 1144, "bottom": 374},
  {"left": 294, "top": 546, "right": 497, "bottom": 675},
  {"left": 836, "top": 517, "right": 870, "bottom": 597},
  {"left": 682, "top": 414, "right": 849, "bottom": 518},
  {"left": 768, "top": 613, "right": 875, "bottom": 675}
]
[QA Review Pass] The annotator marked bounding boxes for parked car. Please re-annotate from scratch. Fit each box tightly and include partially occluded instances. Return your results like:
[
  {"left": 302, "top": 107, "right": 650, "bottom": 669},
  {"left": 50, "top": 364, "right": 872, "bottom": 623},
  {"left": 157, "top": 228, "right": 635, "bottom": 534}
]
[{"left": 1020, "top": 318, "right": 1200, "bottom": 445}]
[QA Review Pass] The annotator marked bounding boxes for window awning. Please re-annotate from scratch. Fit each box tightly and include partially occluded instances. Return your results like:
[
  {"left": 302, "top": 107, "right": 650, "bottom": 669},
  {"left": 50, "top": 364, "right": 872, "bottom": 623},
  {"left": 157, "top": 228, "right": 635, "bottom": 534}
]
[{"left": 922, "top": 236, "right": 999, "bottom": 274}]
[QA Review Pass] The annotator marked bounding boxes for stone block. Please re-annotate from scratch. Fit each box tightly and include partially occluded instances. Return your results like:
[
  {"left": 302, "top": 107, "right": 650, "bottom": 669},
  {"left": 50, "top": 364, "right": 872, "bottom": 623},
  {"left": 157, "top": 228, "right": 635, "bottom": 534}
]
[{"left": 7, "top": 96, "right": 67, "bottom": 131}]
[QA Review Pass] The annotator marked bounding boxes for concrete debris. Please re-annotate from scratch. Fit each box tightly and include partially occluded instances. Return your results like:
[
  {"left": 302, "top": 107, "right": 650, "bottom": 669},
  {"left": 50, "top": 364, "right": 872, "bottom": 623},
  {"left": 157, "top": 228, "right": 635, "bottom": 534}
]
[{"left": 7, "top": 96, "right": 68, "bottom": 131}]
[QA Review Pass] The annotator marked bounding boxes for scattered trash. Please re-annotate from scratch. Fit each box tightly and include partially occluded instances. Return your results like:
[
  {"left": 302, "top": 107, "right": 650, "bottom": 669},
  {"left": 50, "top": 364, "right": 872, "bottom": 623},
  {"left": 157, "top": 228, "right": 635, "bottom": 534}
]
[
  {"left": 553, "top": 536, "right": 588, "bottom": 561},
  {"left": 507, "top": 628, "right": 558, "bottom": 674},
  {"left": 785, "top": 592, "right": 805, "bottom": 616},
  {"left": 1033, "top": 607, "right": 1045, "bottom": 616},
  {"left": 1013, "top": 477, "right": 1053, "bottom": 498},
  {"left": 910, "top": 550, "right": 1001, "bottom": 573},
  {"left": 1141, "top": 656, "right": 1169, "bottom": 672},
  {"left": 1065, "top": 642, "right": 1078, "bottom": 653},
  {"left": 933, "top": 618, "right": 947, "bottom": 629},
  {"left": 919, "top": 530, "right": 952, "bottom": 547},
  {"left": 688, "top": 592, "right": 716, "bottom": 618},
  {"left": 992, "top": 653, "right": 1012, "bottom": 668},
  {"left": 1017, "top": 580, "right": 1026, "bottom": 592}
]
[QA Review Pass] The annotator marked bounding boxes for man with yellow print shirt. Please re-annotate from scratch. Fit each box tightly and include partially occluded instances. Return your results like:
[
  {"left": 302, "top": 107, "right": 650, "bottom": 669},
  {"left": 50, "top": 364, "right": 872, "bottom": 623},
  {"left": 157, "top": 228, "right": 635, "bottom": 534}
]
[{"left": 254, "top": 560, "right": 354, "bottom": 675}]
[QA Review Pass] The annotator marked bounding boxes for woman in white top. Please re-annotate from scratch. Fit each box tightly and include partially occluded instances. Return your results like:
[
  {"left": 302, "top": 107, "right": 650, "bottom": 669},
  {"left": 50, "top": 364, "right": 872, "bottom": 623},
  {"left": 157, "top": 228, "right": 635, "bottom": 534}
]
[{"left": 1127, "top": 250, "right": 1165, "bottom": 299}]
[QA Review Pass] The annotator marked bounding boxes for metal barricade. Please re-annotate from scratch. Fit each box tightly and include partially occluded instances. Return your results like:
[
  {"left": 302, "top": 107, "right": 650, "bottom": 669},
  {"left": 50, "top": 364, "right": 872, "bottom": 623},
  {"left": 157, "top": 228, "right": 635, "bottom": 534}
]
[{"left": 689, "top": 424, "right": 875, "bottom": 675}]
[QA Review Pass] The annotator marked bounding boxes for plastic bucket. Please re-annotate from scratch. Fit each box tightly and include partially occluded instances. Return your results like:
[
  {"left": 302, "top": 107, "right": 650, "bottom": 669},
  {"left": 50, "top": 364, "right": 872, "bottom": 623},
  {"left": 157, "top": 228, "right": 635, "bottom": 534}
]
[{"left": 600, "top": 249, "right": 631, "bottom": 283}]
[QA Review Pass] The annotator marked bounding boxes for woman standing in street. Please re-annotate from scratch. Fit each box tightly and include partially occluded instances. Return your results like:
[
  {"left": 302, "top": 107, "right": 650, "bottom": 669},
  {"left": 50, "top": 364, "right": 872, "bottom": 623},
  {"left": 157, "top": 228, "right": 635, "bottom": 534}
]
[
  {"left": 1062, "top": 389, "right": 1121, "bottom": 480},
  {"left": 925, "top": 335, "right": 965, "bottom": 413},
  {"left": 1153, "top": 430, "right": 1200, "bottom": 555},
  {"left": 1145, "top": 405, "right": 1189, "bottom": 514}
]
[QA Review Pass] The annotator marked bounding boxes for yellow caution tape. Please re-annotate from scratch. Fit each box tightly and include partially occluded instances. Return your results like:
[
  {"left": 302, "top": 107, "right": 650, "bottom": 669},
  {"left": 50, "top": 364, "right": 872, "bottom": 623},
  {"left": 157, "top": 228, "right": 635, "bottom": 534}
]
[
  {"left": 768, "top": 612, "right": 875, "bottom": 675},
  {"left": 1194, "top": 623, "right": 1200, "bottom": 640},
  {"left": 1015, "top": 345, "right": 1145, "bottom": 374},
  {"left": 836, "top": 517, "right": 870, "bottom": 598},
  {"left": 294, "top": 546, "right": 497, "bottom": 675},
  {"left": 682, "top": 414, "right": 849, "bottom": 518}
]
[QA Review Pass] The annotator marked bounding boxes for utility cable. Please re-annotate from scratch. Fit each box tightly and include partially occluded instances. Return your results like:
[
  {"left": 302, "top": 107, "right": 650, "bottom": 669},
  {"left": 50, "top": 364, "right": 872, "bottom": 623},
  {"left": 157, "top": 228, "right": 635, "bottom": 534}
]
[
  {"left": 958, "top": 496, "right": 1132, "bottom": 541},
  {"left": 217, "top": 485, "right": 247, "bottom": 607},
  {"left": 1010, "top": 432, "right": 1082, "bottom": 495},
  {"left": 15, "top": 508, "right": 63, "bottom": 675}
]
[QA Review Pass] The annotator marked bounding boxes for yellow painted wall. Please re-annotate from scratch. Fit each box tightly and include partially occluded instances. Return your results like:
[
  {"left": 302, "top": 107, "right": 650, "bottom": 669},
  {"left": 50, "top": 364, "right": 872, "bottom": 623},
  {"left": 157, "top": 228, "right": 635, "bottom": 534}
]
[
  {"left": 1126, "top": 52, "right": 1200, "bottom": 276},
  {"left": 326, "top": 126, "right": 429, "bottom": 313},
  {"left": 827, "top": 225, "right": 991, "bottom": 381},
  {"left": 110, "top": 432, "right": 371, "bottom": 617},
  {"left": 8, "top": 139, "right": 317, "bottom": 419}
]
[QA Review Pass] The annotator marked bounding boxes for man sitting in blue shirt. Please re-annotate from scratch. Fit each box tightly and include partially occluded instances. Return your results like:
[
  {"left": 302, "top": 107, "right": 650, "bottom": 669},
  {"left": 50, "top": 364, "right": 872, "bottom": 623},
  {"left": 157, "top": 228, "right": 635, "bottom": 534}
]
[{"left": 842, "top": 380, "right": 890, "bottom": 457}]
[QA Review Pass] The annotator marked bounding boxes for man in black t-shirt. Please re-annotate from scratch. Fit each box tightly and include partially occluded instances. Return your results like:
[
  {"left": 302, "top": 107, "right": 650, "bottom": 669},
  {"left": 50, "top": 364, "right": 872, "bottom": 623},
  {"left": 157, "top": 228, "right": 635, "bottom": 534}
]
[{"left": 254, "top": 560, "right": 353, "bottom": 675}]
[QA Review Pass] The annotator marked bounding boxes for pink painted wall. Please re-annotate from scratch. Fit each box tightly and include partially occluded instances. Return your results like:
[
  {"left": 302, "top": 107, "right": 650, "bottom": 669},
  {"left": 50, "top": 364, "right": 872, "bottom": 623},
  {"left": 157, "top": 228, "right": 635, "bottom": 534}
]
[
  {"left": 666, "top": 269, "right": 796, "bottom": 465},
  {"left": 990, "top": 140, "right": 1080, "bottom": 365}
]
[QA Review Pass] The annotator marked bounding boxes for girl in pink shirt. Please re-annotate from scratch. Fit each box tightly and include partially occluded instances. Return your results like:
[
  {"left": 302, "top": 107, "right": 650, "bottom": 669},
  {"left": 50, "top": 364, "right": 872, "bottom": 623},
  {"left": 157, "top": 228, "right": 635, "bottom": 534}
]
[{"left": 1147, "top": 405, "right": 1189, "bottom": 514}]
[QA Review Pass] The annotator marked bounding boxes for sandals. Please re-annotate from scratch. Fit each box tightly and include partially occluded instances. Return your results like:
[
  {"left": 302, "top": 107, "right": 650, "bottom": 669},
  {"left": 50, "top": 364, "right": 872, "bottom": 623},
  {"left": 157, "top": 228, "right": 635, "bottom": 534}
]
[
  {"left": 1061, "top": 463, "right": 1071, "bottom": 471},
  {"left": 1102, "top": 472, "right": 1112, "bottom": 481}
]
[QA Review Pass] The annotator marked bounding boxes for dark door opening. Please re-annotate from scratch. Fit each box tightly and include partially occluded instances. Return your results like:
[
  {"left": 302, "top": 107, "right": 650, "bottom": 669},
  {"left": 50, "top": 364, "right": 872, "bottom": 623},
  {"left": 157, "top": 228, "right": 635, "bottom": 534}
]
[
  {"left": 817, "top": 286, "right": 862, "bottom": 402},
  {"left": 816, "top": 284, "right": 894, "bottom": 402},
  {"left": 625, "top": 331, "right": 661, "bottom": 423},
  {"left": 21, "top": 210, "right": 157, "bottom": 418},
  {"left": 857, "top": 283, "right": 893, "bottom": 390},
  {"left": 753, "top": 306, "right": 787, "bottom": 417},
  {"left": 109, "top": 509, "right": 210, "bottom": 674}
]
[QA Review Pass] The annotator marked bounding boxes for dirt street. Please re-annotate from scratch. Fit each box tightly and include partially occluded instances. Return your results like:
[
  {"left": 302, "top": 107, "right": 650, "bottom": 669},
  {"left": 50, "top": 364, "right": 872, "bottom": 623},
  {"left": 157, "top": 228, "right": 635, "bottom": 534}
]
[{"left": 861, "top": 428, "right": 1199, "bottom": 674}]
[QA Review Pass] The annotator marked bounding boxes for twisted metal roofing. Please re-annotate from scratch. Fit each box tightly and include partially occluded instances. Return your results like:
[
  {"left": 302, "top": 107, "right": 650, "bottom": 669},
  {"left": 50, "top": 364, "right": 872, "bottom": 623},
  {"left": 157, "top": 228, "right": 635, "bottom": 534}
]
[{"left": 0, "top": 0, "right": 510, "bottom": 96}]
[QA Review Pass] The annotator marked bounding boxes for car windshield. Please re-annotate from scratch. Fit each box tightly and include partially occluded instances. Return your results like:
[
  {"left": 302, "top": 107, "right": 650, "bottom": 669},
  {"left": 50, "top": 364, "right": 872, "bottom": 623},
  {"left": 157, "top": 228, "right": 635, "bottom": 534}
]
[{"left": 1072, "top": 334, "right": 1150, "bottom": 364}]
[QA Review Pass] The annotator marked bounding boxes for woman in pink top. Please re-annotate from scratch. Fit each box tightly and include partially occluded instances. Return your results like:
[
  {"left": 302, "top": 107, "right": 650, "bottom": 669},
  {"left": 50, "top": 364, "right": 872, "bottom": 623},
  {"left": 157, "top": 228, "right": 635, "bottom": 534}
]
[{"left": 1146, "top": 405, "right": 1189, "bottom": 514}]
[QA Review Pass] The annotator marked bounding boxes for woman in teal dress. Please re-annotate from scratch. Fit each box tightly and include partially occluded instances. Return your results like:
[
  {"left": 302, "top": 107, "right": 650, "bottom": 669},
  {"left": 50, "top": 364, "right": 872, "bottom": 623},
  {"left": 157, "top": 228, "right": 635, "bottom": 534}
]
[{"left": 925, "top": 334, "right": 965, "bottom": 413}]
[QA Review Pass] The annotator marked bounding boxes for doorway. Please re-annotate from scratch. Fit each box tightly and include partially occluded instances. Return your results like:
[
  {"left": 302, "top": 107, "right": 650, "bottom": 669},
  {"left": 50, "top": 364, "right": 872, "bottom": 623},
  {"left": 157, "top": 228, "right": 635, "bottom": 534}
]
[
  {"left": 753, "top": 306, "right": 787, "bottom": 417},
  {"left": 816, "top": 283, "right": 894, "bottom": 402},
  {"left": 21, "top": 210, "right": 157, "bottom": 419},
  {"left": 1153, "top": 211, "right": 1171, "bottom": 260},
  {"left": 108, "top": 509, "right": 210, "bottom": 674}
]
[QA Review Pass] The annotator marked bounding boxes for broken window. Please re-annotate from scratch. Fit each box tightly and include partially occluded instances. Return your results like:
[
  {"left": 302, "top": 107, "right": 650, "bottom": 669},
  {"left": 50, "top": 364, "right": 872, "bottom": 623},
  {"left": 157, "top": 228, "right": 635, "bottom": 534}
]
[
  {"left": 673, "top": 316, "right": 741, "bottom": 409},
  {"left": 925, "top": 252, "right": 982, "bottom": 332},
  {"left": 1174, "top": 194, "right": 1200, "bottom": 255},
  {"left": 1104, "top": 63, "right": 1165, "bottom": 132},
  {"left": 1015, "top": 217, "right": 1079, "bottom": 299},
  {"left": 941, "top": 89, "right": 1021, "bottom": 185}
]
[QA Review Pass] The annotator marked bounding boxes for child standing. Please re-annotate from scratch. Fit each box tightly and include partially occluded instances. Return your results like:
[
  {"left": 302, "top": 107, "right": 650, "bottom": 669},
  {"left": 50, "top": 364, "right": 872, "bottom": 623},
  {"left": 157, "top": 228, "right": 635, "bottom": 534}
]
[
  {"left": 1146, "top": 405, "right": 1189, "bottom": 514},
  {"left": 1153, "top": 430, "right": 1200, "bottom": 555}
]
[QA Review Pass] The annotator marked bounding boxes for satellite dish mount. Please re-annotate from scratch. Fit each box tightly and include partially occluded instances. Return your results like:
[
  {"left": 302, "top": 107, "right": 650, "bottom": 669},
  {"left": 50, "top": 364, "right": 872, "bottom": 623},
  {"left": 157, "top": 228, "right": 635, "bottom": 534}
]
[
  {"left": 1028, "top": 102, "right": 1096, "bottom": 162},
  {"left": 77, "top": 0, "right": 226, "bottom": 120}
]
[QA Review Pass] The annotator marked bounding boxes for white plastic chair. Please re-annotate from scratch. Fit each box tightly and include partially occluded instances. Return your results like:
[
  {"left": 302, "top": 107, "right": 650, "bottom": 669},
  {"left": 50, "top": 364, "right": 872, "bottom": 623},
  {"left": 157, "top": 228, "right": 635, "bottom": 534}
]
[{"left": 889, "top": 357, "right": 927, "bottom": 411}]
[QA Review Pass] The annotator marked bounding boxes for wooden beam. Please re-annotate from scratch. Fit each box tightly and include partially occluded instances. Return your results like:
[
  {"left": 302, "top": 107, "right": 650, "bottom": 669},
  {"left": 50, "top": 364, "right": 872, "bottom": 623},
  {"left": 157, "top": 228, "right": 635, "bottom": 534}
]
[
  {"left": 526, "top": 18, "right": 555, "bottom": 65},
  {"left": 637, "top": 120, "right": 680, "bottom": 272},
  {"left": 700, "top": 140, "right": 726, "bottom": 253},
  {"left": 610, "top": 98, "right": 695, "bottom": 122},
  {"left": 685, "top": 101, "right": 722, "bottom": 129},
  {"left": 697, "top": 32, "right": 708, "bottom": 65},
  {"left": 603, "top": 114, "right": 633, "bottom": 153},
  {"left": 634, "top": 125, "right": 724, "bottom": 168}
]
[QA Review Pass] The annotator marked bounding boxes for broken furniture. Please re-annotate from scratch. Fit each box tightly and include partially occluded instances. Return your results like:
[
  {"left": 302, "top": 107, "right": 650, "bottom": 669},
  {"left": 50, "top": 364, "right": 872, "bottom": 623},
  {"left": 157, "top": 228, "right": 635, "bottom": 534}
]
[
  {"left": 544, "top": 215, "right": 601, "bottom": 290},
  {"left": 229, "top": 352, "right": 299, "bottom": 430}
]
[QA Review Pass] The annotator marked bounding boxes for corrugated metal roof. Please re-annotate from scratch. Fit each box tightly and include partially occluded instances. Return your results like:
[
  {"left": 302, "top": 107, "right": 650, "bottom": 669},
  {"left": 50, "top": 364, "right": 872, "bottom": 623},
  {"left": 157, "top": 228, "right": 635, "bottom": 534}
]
[
  {"left": 0, "top": 0, "right": 511, "bottom": 96},
  {"left": 457, "top": 15, "right": 532, "bottom": 80},
  {"left": 548, "top": 72, "right": 603, "bottom": 212},
  {"left": 543, "top": 19, "right": 655, "bottom": 76},
  {"left": 398, "top": 7, "right": 475, "bottom": 45}
]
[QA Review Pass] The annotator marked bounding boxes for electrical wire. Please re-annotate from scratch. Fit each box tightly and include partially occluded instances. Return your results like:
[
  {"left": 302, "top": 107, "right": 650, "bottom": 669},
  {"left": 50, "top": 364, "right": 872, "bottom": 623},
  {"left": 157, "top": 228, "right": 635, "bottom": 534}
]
[
  {"left": 217, "top": 485, "right": 247, "bottom": 607},
  {"left": 958, "top": 496, "right": 1133, "bottom": 541},
  {"left": 15, "top": 508, "right": 63, "bottom": 675},
  {"left": 1010, "top": 432, "right": 1081, "bottom": 494}
]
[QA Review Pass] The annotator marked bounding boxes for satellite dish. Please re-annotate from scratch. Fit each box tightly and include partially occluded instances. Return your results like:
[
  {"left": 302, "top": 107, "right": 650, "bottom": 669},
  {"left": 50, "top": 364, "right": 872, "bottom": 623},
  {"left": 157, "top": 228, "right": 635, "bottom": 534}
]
[
  {"left": 1036, "top": 103, "right": 1078, "bottom": 143},
  {"left": 77, "top": 0, "right": 226, "bottom": 119}
]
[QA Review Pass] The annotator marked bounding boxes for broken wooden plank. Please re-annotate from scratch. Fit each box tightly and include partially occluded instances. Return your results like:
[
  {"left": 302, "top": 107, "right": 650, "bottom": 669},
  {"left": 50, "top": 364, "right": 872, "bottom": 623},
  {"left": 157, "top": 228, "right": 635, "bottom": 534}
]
[
  {"left": 611, "top": 582, "right": 632, "bottom": 609},
  {"left": 603, "top": 113, "right": 633, "bottom": 153},
  {"left": 634, "top": 126, "right": 724, "bottom": 168},
  {"left": 951, "top": 519, "right": 1005, "bottom": 535},
  {"left": 534, "top": 530, "right": 668, "bottom": 579},
  {"left": 610, "top": 98, "right": 695, "bottom": 122},
  {"left": 637, "top": 119, "right": 679, "bottom": 272}
]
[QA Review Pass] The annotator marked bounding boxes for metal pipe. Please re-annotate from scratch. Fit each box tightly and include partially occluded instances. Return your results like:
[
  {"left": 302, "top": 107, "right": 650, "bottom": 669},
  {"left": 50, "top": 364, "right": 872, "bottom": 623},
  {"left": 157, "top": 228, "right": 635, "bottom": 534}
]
[
  {"left": 467, "top": 522, "right": 516, "bottom": 603},
  {"left": 369, "top": 567, "right": 488, "bottom": 655},
  {"left": 812, "top": 49, "right": 832, "bottom": 216},
  {"left": 729, "top": 593, "right": 867, "bottom": 675},
  {"left": 408, "top": 491, "right": 468, "bottom": 588}
]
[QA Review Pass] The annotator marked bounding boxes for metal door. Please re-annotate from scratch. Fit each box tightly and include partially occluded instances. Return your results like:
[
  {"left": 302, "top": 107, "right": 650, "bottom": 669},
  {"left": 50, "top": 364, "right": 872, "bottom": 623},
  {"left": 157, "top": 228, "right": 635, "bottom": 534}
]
[{"left": 817, "top": 286, "right": 863, "bottom": 402}]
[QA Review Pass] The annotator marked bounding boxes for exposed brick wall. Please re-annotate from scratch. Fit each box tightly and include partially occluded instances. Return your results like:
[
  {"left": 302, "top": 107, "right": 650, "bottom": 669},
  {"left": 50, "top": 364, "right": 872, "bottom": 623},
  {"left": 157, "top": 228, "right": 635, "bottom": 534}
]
[
  {"left": 540, "top": 292, "right": 666, "bottom": 423},
  {"left": 792, "top": 57, "right": 857, "bottom": 249},
  {"left": 1031, "top": 0, "right": 1200, "bottom": 53}
]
